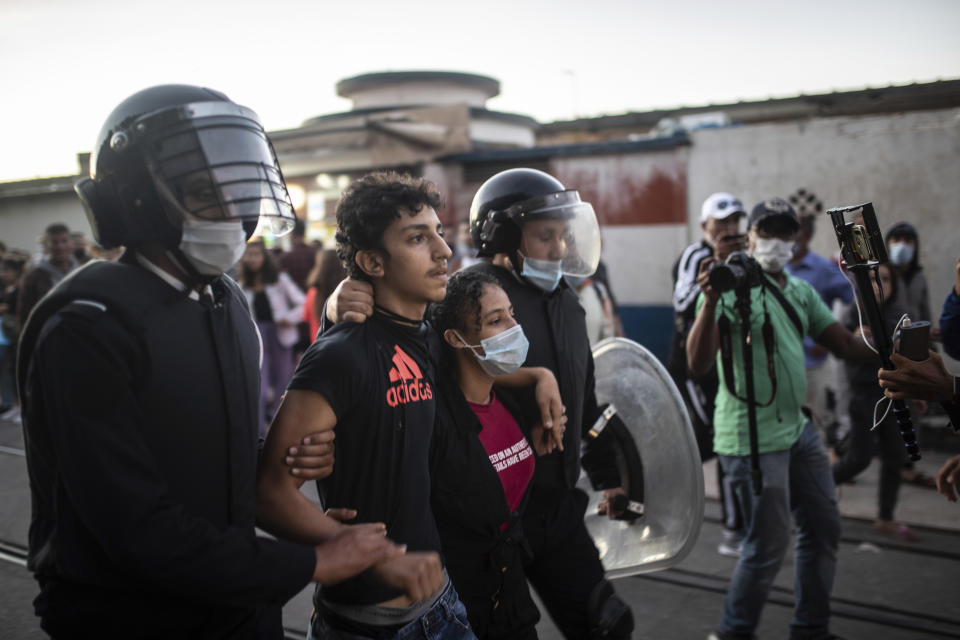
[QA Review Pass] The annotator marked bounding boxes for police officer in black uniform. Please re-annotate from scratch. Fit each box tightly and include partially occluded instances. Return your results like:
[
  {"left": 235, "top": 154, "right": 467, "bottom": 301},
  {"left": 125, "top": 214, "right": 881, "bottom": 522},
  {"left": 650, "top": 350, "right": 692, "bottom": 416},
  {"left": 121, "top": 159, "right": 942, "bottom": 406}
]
[
  {"left": 17, "top": 85, "right": 402, "bottom": 639},
  {"left": 465, "top": 168, "right": 634, "bottom": 639}
]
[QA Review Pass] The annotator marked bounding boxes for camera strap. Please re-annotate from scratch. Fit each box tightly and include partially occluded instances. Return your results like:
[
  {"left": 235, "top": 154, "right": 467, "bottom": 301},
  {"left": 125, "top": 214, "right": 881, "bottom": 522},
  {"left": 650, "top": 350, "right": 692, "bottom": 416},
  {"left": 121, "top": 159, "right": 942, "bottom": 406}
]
[
  {"left": 760, "top": 276, "right": 803, "bottom": 339},
  {"left": 717, "top": 294, "right": 778, "bottom": 408}
]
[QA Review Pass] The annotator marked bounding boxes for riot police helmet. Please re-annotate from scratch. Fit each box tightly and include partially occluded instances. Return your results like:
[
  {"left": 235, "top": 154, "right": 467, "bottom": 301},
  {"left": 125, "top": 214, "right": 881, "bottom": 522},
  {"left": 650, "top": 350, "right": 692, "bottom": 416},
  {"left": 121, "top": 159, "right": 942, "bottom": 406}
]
[
  {"left": 468, "top": 168, "right": 601, "bottom": 277},
  {"left": 76, "top": 84, "right": 296, "bottom": 250}
]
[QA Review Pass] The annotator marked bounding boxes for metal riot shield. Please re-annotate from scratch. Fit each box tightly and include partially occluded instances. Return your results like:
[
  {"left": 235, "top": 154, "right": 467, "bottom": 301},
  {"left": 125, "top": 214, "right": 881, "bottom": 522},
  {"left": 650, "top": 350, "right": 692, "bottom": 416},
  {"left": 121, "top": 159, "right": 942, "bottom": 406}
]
[{"left": 578, "top": 337, "right": 704, "bottom": 577}]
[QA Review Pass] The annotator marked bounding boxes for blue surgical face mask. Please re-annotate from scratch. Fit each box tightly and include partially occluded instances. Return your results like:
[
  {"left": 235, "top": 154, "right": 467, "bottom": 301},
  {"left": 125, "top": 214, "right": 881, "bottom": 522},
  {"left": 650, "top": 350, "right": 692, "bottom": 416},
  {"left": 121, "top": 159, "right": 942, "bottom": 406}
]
[
  {"left": 454, "top": 324, "right": 530, "bottom": 377},
  {"left": 888, "top": 242, "right": 915, "bottom": 266},
  {"left": 565, "top": 275, "right": 588, "bottom": 289},
  {"left": 520, "top": 254, "right": 563, "bottom": 292}
]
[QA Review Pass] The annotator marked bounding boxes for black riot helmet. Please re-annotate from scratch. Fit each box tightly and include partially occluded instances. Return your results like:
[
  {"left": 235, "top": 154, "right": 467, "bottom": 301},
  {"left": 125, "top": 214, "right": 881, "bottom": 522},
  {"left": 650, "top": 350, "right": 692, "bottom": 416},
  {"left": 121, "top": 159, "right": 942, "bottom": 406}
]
[
  {"left": 75, "top": 84, "right": 296, "bottom": 250},
  {"left": 469, "top": 168, "right": 601, "bottom": 276}
]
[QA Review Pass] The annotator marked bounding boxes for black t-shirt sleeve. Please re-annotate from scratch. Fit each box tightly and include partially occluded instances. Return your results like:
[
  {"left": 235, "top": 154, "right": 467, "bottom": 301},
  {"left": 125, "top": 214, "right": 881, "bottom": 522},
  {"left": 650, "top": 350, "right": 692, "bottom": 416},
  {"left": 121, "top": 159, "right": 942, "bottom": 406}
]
[
  {"left": 287, "top": 327, "right": 365, "bottom": 419},
  {"left": 27, "top": 305, "right": 314, "bottom": 606}
]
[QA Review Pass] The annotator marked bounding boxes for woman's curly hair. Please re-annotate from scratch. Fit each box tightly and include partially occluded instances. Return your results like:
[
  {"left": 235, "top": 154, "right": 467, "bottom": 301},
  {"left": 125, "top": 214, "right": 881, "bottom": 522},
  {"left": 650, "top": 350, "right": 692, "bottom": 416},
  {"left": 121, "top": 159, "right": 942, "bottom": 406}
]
[
  {"left": 430, "top": 268, "right": 501, "bottom": 337},
  {"left": 335, "top": 172, "right": 444, "bottom": 280}
]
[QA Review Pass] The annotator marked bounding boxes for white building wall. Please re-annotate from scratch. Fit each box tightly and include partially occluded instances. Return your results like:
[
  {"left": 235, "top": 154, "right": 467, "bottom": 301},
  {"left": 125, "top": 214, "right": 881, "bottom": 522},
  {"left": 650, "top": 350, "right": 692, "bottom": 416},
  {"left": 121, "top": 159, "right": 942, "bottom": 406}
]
[{"left": 600, "top": 225, "right": 690, "bottom": 306}]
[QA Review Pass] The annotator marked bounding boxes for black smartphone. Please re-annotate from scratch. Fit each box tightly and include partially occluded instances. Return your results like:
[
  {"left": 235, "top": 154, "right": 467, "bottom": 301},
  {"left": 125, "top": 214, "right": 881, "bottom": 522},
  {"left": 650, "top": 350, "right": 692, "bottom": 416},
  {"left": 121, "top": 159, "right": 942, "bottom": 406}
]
[{"left": 897, "top": 321, "right": 931, "bottom": 361}]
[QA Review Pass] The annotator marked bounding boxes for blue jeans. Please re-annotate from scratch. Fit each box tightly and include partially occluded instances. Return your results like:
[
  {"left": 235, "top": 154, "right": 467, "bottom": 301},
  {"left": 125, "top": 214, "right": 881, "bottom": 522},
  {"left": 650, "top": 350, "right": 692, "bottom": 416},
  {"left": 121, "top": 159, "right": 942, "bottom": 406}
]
[
  {"left": 308, "top": 581, "right": 477, "bottom": 640},
  {"left": 716, "top": 422, "right": 841, "bottom": 640}
]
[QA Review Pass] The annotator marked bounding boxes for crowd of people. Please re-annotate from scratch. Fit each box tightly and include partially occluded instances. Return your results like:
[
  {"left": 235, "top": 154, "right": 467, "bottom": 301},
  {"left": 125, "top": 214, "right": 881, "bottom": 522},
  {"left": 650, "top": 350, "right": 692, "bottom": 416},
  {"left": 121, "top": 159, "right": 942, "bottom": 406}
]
[{"left": 7, "top": 82, "right": 960, "bottom": 640}]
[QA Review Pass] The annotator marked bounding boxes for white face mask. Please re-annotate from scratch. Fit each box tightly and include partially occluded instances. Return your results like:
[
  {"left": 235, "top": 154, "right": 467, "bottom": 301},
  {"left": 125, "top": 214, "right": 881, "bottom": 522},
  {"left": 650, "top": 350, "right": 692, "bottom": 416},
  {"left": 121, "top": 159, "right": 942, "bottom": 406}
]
[
  {"left": 177, "top": 219, "right": 248, "bottom": 276},
  {"left": 453, "top": 324, "right": 530, "bottom": 377},
  {"left": 752, "top": 237, "right": 795, "bottom": 274}
]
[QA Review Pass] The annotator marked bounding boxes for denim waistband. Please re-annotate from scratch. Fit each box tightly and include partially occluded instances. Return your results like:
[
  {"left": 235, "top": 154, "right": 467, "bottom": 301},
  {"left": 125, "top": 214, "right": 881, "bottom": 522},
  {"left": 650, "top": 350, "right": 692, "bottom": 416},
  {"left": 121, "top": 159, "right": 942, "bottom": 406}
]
[{"left": 318, "top": 571, "right": 450, "bottom": 627}]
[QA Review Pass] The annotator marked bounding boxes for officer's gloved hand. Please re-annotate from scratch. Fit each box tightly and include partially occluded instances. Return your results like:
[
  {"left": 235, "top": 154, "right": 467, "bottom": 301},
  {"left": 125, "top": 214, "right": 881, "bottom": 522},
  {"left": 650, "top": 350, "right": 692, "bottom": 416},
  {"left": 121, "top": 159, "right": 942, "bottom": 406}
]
[
  {"left": 597, "top": 489, "right": 644, "bottom": 523},
  {"left": 597, "top": 488, "right": 628, "bottom": 519},
  {"left": 326, "top": 277, "right": 374, "bottom": 324}
]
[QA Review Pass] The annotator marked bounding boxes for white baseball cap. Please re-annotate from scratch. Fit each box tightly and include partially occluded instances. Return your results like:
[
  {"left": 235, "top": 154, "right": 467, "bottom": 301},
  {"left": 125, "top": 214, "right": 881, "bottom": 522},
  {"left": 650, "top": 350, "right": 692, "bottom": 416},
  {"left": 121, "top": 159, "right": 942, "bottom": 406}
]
[{"left": 700, "top": 192, "right": 746, "bottom": 223}]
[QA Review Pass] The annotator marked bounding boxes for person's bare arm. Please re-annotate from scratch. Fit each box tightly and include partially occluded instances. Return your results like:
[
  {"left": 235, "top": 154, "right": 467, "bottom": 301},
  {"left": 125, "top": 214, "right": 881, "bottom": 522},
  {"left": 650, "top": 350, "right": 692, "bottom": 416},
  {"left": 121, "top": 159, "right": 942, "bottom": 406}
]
[
  {"left": 309, "top": 526, "right": 406, "bottom": 584},
  {"left": 495, "top": 366, "right": 565, "bottom": 451},
  {"left": 256, "top": 390, "right": 354, "bottom": 544},
  {"left": 814, "top": 322, "right": 877, "bottom": 362},
  {"left": 261, "top": 390, "right": 445, "bottom": 599},
  {"left": 687, "top": 258, "right": 720, "bottom": 377}
]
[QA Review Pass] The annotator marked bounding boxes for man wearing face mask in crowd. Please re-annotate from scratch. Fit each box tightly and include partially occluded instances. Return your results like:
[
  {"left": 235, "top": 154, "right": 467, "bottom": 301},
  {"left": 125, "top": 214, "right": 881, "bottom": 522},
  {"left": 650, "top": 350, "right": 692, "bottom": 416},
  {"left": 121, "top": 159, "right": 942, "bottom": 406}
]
[
  {"left": 669, "top": 192, "right": 748, "bottom": 558},
  {"left": 16, "top": 85, "right": 404, "bottom": 639},
  {"left": 687, "top": 198, "right": 875, "bottom": 640}
]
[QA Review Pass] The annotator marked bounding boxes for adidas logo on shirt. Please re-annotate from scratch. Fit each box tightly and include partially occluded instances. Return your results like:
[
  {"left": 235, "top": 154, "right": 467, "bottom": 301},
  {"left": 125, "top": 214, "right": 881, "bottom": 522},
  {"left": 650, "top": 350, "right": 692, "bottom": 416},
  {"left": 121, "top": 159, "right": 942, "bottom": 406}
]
[{"left": 386, "top": 345, "right": 433, "bottom": 407}]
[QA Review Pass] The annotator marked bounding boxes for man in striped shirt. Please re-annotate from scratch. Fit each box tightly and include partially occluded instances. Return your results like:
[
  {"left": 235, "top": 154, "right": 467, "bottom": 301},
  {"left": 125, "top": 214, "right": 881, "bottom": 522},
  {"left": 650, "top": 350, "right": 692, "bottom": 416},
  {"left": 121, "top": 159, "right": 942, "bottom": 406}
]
[{"left": 668, "top": 191, "right": 748, "bottom": 557}]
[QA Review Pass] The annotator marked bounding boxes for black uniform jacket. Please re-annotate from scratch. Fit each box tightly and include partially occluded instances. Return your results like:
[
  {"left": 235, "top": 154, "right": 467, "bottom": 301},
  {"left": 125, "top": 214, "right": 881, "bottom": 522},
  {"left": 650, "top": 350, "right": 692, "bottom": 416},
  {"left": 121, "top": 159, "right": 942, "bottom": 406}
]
[
  {"left": 18, "top": 256, "right": 314, "bottom": 639},
  {"left": 430, "top": 371, "right": 539, "bottom": 640},
  {"left": 467, "top": 263, "right": 616, "bottom": 489}
]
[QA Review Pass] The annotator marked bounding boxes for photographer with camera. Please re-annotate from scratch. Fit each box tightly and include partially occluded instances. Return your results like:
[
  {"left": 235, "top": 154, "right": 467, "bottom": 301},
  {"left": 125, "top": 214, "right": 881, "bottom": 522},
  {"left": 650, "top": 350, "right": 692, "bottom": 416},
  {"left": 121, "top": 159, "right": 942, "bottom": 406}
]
[
  {"left": 669, "top": 192, "right": 748, "bottom": 557},
  {"left": 688, "top": 198, "right": 875, "bottom": 640}
]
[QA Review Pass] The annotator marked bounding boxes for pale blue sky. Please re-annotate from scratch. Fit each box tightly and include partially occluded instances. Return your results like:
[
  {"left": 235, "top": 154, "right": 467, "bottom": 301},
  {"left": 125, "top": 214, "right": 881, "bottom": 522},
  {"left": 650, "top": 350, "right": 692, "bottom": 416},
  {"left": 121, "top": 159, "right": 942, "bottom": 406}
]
[{"left": 2, "top": 0, "right": 958, "bottom": 181}]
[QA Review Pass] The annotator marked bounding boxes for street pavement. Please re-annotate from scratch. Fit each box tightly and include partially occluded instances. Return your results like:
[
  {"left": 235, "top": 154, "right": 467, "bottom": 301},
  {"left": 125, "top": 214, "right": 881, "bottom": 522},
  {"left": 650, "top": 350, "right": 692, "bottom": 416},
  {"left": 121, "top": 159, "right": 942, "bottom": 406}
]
[{"left": 2, "top": 413, "right": 959, "bottom": 639}]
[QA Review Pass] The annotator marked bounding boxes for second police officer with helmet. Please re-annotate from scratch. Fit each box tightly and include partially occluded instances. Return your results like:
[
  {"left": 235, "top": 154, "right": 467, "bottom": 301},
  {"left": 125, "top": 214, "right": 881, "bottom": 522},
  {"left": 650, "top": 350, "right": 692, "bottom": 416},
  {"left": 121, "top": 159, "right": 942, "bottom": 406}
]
[{"left": 466, "top": 168, "right": 634, "bottom": 639}]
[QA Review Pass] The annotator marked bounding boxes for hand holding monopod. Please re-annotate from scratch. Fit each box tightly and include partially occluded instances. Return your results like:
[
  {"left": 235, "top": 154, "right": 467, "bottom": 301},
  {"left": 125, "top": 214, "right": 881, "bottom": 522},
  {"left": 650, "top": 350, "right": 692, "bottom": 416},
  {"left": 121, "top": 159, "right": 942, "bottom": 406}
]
[{"left": 826, "top": 202, "right": 921, "bottom": 461}]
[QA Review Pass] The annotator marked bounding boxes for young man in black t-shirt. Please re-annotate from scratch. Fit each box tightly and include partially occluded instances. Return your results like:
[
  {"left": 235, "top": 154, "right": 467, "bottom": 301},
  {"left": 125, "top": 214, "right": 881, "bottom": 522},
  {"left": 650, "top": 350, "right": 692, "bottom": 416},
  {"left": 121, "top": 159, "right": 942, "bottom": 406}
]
[{"left": 256, "top": 173, "right": 476, "bottom": 639}]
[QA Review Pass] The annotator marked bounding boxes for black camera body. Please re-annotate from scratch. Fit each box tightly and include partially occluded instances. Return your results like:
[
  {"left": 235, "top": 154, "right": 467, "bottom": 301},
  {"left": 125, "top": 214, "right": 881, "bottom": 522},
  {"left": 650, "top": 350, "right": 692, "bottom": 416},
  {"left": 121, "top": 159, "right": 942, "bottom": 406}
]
[{"left": 708, "top": 250, "right": 763, "bottom": 294}]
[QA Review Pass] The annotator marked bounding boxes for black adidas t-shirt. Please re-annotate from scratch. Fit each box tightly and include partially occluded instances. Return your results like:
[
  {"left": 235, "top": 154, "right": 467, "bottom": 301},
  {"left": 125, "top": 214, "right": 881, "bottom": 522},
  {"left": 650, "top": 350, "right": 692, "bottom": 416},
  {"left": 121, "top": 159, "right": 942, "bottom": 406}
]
[{"left": 288, "top": 312, "right": 443, "bottom": 605}]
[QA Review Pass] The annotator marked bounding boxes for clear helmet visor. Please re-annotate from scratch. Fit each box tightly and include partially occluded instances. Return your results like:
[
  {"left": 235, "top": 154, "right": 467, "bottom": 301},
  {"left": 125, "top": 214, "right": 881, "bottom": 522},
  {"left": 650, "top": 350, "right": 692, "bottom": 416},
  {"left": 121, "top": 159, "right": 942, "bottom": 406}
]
[
  {"left": 512, "top": 191, "right": 601, "bottom": 277},
  {"left": 137, "top": 102, "right": 296, "bottom": 236}
]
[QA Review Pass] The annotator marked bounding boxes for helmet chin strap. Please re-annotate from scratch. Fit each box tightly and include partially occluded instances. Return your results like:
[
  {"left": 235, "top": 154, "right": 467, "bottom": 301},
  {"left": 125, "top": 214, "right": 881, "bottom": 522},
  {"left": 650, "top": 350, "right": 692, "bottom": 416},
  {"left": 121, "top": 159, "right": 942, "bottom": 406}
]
[{"left": 508, "top": 249, "right": 522, "bottom": 275}]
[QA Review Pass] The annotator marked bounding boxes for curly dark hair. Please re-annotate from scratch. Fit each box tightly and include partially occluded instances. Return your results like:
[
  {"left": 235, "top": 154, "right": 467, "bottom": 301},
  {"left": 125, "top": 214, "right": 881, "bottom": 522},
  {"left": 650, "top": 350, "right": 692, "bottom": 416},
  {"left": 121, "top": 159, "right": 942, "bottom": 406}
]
[
  {"left": 430, "top": 268, "right": 501, "bottom": 339},
  {"left": 335, "top": 171, "right": 444, "bottom": 281}
]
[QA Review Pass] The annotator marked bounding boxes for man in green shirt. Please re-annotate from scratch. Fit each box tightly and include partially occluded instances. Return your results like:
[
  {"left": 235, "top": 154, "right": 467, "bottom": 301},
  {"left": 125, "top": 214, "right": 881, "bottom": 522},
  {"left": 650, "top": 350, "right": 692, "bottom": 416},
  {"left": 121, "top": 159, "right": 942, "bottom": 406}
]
[{"left": 687, "top": 198, "right": 874, "bottom": 640}]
